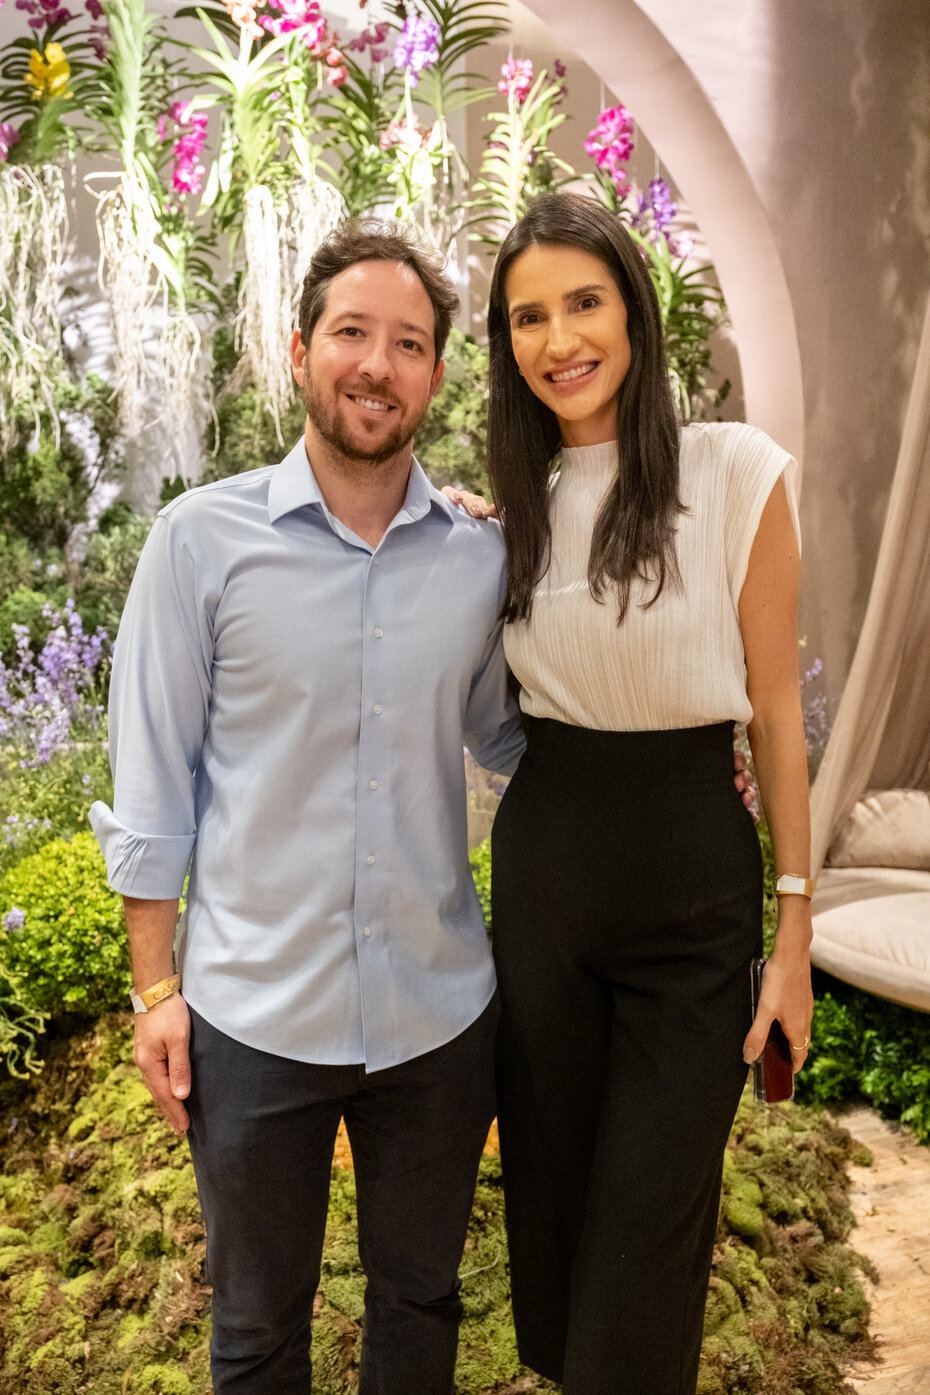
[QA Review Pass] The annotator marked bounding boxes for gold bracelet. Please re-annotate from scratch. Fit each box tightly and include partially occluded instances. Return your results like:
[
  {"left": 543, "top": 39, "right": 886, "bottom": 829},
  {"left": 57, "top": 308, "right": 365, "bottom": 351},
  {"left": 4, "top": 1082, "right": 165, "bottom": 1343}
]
[
  {"left": 774, "top": 873, "right": 815, "bottom": 898},
  {"left": 130, "top": 973, "right": 182, "bottom": 1015}
]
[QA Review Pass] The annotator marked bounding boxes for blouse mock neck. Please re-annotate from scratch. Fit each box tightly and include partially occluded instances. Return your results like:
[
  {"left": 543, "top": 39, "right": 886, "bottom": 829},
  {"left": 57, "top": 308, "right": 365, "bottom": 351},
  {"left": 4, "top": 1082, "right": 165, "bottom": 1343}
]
[{"left": 558, "top": 439, "right": 619, "bottom": 484}]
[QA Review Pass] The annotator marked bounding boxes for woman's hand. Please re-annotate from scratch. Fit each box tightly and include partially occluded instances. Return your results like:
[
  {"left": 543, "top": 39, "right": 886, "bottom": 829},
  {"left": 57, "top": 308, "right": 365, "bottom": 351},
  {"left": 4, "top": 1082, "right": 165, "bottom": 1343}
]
[
  {"left": 441, "top": 486, "right": 497, "bottom": 520},
  {"left": 732, "top": 748, "right": 758, "bottom": 819},
  {"left": 742, "top": 899, "right": 814, "bottom": 1073}
]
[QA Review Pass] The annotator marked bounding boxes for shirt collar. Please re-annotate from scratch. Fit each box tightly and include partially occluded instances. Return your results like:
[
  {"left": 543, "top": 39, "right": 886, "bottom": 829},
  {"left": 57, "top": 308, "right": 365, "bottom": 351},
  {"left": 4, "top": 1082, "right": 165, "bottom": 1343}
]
[{"left": 268, "top": 437, "right": 452, "bottom": 530}]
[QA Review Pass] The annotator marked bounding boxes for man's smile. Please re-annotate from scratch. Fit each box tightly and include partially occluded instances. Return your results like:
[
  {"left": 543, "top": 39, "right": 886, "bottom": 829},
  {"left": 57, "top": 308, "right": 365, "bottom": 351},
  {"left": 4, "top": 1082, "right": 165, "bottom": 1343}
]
[{"left": 346, "top": 393, "right": 396, "bottom": 413}]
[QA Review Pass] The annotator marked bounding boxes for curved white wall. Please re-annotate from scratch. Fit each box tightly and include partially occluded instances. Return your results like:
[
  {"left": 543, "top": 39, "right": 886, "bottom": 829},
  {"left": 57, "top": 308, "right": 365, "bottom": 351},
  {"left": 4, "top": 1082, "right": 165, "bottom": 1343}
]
[{"left": 518, "top": 0, "right": 930, "bottom": 698}]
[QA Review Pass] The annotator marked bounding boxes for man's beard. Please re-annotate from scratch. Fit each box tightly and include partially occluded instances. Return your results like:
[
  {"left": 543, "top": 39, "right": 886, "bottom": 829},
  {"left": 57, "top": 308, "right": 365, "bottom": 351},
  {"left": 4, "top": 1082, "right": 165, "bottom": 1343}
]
[{"left": 302, "top": 376, "right": 420, "bottom": 466}]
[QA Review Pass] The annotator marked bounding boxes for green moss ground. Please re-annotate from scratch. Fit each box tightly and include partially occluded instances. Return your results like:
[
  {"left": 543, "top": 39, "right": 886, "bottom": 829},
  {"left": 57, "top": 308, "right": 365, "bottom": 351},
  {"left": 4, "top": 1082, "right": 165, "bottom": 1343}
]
[{"left": 0, "top": 1020, "right": 874, "bottom": 1394}]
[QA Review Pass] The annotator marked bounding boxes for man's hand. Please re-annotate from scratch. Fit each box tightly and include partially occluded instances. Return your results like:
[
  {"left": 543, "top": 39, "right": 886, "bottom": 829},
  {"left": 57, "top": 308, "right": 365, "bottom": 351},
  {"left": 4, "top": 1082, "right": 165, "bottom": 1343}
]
[
  {"left": 733, "top": 748, "right": 758, "bottom": 819},
  {"left": 133, "top": 993, "right": 192, "bottom": 1134}
]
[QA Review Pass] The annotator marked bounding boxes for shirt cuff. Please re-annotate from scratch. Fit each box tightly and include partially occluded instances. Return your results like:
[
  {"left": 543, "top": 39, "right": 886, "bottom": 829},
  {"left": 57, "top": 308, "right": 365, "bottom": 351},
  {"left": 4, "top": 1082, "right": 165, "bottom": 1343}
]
[{"left": 88, "top": 802, "right": 195, "bottom": 899}]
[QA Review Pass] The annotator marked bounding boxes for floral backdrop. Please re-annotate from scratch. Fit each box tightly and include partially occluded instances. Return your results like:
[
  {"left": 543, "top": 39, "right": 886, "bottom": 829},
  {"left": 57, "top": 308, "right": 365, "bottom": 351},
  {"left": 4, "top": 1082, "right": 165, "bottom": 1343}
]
[
  {"left": 0, "top": 0, "right": 728, "bottom": 492},
  {"left": 1, "top": 11, "right": 928, "bottom": 1393}
]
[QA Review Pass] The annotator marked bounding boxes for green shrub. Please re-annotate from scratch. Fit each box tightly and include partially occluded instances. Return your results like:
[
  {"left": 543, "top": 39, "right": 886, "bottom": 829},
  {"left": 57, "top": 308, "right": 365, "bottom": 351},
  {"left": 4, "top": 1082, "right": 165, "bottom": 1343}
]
[
  {"left": 417, "top": 330, "right": 491, "bottom": 497},
  {"left": 201, "top": 324, "right": 305, "bottom": 484},
  {"left": 76, "top": 511, "right": 153, "bottom": 640},
  {"left": 797, "top": 976, "right": 930, "bottom": 1143},
  {"left": 469, "top": 837, "right": 492, "bottom": 931},
  {"left": 0, "top": 968, "right": 47, "bottom": 1078},
  {"left": 0, "top": 742, "right": 113, "bottom": 877},
  {"left": 0, "top": 374, "right": 123, "bottom": 554},
  {"left": 0, "top": 833, "right": 129, "bottom": 1020},
  {"left": 0, "top": 535, "right": 70, "bottom": 659}
]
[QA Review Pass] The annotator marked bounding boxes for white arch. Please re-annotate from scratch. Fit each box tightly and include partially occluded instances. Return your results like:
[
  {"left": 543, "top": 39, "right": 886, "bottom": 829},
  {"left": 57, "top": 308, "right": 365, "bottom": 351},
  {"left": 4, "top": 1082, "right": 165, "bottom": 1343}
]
[{"left": 519, "top": 0, "right": 806, "bottom": 472}]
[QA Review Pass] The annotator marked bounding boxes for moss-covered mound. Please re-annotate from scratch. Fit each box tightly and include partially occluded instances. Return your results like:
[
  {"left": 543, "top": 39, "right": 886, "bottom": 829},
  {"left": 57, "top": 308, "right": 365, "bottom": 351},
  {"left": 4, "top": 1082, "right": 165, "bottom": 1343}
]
[{"left": 0, "top": 1021, "right": 873, "bottom": 1395}]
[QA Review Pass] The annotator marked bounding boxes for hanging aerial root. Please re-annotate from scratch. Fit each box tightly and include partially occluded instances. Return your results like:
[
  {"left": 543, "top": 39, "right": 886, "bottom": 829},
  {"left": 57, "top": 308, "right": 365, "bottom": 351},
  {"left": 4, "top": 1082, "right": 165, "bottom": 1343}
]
[
  {"left": 0, "top": 163, "right": 68, "bottom": 451},
  {"left": 95, "top": 181, "right": 160, "bottom": 441},
  {"left": 238, "top": 185, "right": 294, "bottom": 444},
  {"left": 156, "top": 309, "right": 206, "bottom": 484}
]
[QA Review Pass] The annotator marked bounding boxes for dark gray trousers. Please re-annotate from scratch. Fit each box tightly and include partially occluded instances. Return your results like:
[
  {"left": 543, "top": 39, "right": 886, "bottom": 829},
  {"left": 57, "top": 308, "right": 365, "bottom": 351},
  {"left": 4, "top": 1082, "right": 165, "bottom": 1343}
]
[{"left": 185, "top": 995, "right": 499, "bottom": 1395}]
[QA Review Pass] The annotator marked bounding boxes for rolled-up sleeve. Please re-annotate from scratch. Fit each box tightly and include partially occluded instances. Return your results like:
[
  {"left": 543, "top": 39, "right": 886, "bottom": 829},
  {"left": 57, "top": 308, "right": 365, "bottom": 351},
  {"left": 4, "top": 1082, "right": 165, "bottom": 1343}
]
[{"left": 90, "top": 514, "right": 214, "bottom": 898}]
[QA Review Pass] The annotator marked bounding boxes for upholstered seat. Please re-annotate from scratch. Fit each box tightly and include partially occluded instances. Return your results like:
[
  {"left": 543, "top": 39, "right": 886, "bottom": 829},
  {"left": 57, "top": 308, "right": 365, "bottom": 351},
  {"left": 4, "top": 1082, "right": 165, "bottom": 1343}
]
[{"left": 811, "top": 867, "right": 930, "bottom": 1011}]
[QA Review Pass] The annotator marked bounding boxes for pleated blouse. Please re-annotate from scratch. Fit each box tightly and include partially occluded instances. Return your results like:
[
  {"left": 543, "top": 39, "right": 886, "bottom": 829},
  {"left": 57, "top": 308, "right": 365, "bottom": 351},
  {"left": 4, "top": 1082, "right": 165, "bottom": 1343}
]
[{"left": 503, "top": 422, "right": 800, "bottom": 731}]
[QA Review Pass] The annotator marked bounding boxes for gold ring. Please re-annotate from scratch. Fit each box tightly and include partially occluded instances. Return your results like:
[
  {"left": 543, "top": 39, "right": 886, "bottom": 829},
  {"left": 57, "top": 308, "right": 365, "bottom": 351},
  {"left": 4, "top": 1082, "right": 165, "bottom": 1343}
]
[{"left": 790, "top": 1035, "right": 810, "bottom": 1052}]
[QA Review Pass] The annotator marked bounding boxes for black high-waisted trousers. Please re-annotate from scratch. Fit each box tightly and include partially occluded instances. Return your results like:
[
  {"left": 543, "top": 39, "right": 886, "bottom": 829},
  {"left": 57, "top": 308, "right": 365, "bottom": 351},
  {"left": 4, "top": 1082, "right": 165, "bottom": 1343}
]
[{"left": 492, "top": 718, "right": 762, "bottom": 1395}]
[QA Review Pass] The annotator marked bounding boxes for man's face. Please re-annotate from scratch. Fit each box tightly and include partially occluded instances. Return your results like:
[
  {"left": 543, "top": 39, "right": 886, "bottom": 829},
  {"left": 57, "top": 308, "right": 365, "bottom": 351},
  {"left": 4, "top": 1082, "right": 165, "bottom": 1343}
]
[{"left": 291, "top": 259, "right": 445, "bottom": 467}]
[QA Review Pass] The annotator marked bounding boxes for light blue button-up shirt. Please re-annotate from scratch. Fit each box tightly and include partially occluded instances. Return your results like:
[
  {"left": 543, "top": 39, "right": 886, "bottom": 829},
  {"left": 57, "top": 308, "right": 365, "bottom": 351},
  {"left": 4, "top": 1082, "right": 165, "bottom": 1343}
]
[{"left": 90, "top": 441, "right": 525, "bottom": 1070}]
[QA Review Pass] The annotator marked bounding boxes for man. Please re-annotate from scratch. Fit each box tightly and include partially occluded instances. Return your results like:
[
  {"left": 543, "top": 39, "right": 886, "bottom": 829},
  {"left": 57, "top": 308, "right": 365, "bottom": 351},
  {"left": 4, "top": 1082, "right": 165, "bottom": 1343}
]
[
  {"left": 92, "top": 218, "right": 754, "bottom": 1394},
  {"left": 92, "top": 220, "right": 524, "bottom": 1395}
]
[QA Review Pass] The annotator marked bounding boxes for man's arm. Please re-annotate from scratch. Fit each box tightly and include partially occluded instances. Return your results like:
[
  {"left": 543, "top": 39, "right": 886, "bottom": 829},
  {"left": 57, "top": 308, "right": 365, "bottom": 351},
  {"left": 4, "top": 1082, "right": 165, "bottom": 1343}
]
[
  {"left": 124, "top": 896, "right": 191, "bottom": 1134},
  {"left": 89, "top": 512, "right": 215, "bottom": 1125},
  {"left": 462, "top": 619, "right": 526, "bottom": 777}
]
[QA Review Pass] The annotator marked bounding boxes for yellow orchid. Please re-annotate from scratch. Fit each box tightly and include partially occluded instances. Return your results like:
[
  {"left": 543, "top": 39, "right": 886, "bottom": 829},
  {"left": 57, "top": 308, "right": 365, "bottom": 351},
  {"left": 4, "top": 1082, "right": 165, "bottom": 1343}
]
[{"left": 24, "top": 43, "right": 73, "bottom": 102}]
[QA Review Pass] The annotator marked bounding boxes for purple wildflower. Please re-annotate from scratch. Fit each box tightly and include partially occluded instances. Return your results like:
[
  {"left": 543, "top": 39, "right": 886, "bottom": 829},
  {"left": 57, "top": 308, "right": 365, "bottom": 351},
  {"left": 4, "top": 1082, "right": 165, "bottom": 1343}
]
[
  {"left": 0, "top": 122, "right": 20, "bottom": 162},
  {"left": 393, "top": 15, "right": 440, "bottom": 85},
  {"left": 0, "top": 601, "right": 108, "bottom": 768},
  {"left": 800, "top": 655, "right": 832, "bottom": 770},
  {"left": 2, "top": 908, "right": 26, "bottom": 931}
]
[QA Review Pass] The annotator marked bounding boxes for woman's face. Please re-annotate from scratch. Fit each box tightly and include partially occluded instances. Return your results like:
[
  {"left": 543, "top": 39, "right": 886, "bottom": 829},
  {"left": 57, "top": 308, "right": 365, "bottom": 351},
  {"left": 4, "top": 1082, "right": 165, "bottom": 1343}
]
[{"left": 505, "top": 243, "right": 631, "bottom": 448}]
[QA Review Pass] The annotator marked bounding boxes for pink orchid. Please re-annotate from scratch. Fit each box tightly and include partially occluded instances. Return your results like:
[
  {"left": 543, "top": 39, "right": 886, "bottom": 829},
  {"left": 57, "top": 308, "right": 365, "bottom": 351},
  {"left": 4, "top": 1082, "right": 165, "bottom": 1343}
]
[
  {"left": 498, "top": 57, "right": 534, "bottom": 105},
  {"left": 0, "top": 122, "right": 21, "bottom": 162}
]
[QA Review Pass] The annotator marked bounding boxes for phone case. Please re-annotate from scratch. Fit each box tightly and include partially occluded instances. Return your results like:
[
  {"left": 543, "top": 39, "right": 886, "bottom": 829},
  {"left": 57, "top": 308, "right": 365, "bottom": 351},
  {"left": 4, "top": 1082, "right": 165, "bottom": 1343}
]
[{"left": 750, "top": 958, "right": 794, "bottom": 1104}]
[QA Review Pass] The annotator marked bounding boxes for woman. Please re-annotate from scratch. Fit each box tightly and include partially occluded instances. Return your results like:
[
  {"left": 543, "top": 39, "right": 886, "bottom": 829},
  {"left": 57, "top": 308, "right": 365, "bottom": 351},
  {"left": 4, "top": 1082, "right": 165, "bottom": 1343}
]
[{"left": 453, "top": 192, "right": 813, "bottom": 1394}]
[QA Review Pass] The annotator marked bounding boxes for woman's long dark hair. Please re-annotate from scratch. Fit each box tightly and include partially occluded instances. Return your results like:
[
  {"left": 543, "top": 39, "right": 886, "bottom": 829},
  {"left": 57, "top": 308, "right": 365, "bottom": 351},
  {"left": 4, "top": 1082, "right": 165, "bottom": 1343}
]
[{"left": 487, "top": 192, "right": 683, "bottom": 624}]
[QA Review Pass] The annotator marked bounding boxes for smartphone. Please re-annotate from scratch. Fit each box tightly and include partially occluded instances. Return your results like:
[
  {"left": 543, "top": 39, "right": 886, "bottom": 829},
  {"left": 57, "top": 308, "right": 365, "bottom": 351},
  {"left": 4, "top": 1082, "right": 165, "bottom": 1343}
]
[{"left": 749, "top": 958, "right": 794, "bottom": 1104}]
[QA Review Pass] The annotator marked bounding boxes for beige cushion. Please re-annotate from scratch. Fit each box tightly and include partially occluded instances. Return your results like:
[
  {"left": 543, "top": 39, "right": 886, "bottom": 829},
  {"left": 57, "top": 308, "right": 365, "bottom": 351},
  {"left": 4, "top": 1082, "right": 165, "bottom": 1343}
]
[
  {"left": 811, "top": 867, "right": 930, "bottom": 1012},
  {"left": 827, "top": 788, "right": 930, "bottom": 870}
]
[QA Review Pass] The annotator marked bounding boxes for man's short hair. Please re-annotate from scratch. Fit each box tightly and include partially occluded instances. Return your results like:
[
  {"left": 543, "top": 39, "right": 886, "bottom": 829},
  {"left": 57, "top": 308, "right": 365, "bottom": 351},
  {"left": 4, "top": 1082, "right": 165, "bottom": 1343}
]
[{"left": 298, "top": 219, "right": 460, "bottom": 365}]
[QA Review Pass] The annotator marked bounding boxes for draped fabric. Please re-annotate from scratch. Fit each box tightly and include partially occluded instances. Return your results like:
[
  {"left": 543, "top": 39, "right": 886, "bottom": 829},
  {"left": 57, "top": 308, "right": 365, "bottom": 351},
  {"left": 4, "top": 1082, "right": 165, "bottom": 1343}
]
[{"left": 810, "top": 292, "right": 930, "bottom": 875}]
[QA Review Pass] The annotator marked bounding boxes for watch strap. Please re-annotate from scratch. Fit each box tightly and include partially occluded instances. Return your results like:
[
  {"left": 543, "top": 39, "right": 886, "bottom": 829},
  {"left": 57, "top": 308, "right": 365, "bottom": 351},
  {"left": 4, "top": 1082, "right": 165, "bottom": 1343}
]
[
  {"left": 130, "top": 973, "right": 182, "bottom": 1014},
  {"left": 774, "top": 873, "right": 815, "bottom": 898}
]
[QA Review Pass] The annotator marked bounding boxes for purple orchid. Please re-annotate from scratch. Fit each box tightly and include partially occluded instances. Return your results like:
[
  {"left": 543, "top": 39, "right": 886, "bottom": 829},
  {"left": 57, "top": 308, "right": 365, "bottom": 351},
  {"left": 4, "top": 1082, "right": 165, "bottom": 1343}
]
[
  {"left": 16, "top": 0, "right": 74, "bottom": 27},
  {"left": 393, "top": 15, "right": 440, "bottom": 85}
]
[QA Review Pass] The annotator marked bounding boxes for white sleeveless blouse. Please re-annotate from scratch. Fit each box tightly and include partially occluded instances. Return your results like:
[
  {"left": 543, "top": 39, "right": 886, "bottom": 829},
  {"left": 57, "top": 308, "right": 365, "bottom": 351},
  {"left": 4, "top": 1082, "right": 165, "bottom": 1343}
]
[{"left": 503, "top": 422, "right": 801, "bottom": 731}]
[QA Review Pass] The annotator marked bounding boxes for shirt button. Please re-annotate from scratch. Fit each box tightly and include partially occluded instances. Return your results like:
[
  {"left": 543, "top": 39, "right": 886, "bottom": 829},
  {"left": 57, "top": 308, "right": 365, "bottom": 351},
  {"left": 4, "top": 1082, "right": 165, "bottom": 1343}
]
[
  {"left": 373, "top": 704, "right": 383, "bottom": 715},
  {"left": 374, "top": 627, "right": 384, "bottom": 638},
  {"left": 363, "top": 925, "right": 372, "bottom": 937},
  {"left": 369, "top": 779, "right": 378, "bottom": 790},
  {"left": 366, "top": 855, "right": 376, "bottom": 866}
]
